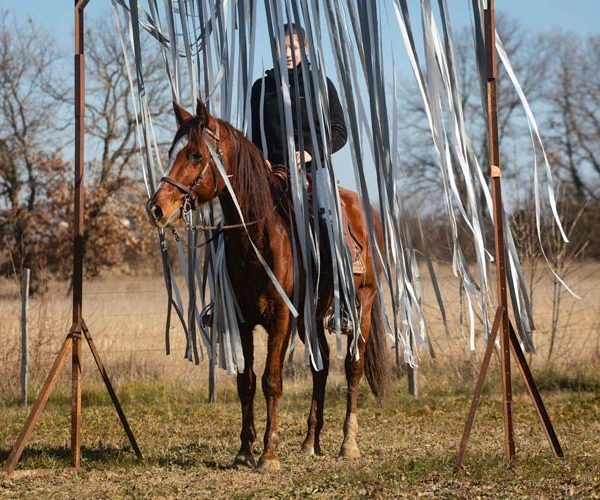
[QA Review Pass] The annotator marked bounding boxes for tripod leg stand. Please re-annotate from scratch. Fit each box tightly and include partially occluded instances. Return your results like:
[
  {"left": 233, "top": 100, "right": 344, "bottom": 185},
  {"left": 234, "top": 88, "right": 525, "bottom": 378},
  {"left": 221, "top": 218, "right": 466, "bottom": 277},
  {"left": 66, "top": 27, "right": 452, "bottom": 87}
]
[
  {"left": 455, "top": 308, "right": 563, "bottom": 470},
  {"left": 3, "top": 321, "right": 142, "bottom": 476},
  {"left": 508, "top": 323, "right": 563, "bottom": 458},
  {"left": 3, "top": 335, "right": 72, "bottom": 475},
  {"left": 81, "top": 320, "right": 142, "bottom": 459},
  {"left": 455, "top": 307, "right": 503, "bottom": 469}
]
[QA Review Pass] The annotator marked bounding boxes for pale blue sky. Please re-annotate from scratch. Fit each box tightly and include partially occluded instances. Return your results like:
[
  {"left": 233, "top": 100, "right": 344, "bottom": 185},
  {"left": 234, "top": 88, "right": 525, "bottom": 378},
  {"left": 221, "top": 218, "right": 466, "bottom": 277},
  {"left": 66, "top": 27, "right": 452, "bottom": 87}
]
[
  {"left": 3, "top": 1, "right": 597, "bottom": 53},
  {"left": 2, "top": 1, "right": 598, "bottom": 193}
]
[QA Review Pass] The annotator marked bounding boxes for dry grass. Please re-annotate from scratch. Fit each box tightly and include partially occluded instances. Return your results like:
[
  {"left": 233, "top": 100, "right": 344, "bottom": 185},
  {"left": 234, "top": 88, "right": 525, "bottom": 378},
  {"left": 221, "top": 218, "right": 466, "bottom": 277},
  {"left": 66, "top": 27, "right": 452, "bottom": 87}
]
[
  {"left": 1, "top": 262, "right": 598, "bottom": 395},
  {"left": 0, "top": 381, "right": 599, "bottom": 498},
  {"left": 0, "top": 263, "right": 599, "bottom": 497}
]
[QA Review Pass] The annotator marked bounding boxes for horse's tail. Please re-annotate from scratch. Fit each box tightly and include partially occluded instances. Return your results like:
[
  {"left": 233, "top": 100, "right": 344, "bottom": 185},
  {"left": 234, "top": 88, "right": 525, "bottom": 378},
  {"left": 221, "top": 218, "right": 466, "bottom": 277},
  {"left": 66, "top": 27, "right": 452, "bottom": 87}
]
[{"left": 364, "top": 294, "right": 391, "bottom": 403}]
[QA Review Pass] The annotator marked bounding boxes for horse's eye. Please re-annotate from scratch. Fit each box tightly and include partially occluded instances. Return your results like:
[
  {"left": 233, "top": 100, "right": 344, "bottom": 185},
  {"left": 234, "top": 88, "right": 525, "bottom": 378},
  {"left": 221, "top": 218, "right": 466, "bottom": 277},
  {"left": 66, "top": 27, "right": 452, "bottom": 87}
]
[{"left": 189, "top": 151, "right": 202, "bottom": 163}]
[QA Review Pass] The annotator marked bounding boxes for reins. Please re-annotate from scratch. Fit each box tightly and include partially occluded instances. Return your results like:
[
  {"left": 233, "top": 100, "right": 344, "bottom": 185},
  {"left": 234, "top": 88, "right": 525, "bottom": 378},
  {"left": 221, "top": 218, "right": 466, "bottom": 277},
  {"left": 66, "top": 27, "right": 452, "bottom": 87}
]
[{"left": 170, "top": 180, "right": 290, "bottom": 249}]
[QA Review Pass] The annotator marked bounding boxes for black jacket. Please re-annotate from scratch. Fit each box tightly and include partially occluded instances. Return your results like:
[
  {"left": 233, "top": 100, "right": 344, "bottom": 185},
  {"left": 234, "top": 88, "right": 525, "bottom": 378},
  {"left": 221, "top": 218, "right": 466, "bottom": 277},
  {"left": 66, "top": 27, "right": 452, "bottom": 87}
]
[{"left": 250, "top": 63, "right": 347, "bottom": 170}]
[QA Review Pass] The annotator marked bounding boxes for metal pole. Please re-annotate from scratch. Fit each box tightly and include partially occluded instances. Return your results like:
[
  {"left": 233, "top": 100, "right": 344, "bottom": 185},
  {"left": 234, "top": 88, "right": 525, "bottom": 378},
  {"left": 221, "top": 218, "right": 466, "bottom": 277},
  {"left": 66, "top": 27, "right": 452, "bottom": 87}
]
[
  {"left": 485, "top": 0, "right": 515, "bottom": 462},
  {"left": 2, "top": 0, "right": 142, "bottom": 475},
  {"left": 20, "top": 269, "right": 30, "bottom": 407},
  {"left": 71, "top": 0, "right": 90, "bottom": 468}
]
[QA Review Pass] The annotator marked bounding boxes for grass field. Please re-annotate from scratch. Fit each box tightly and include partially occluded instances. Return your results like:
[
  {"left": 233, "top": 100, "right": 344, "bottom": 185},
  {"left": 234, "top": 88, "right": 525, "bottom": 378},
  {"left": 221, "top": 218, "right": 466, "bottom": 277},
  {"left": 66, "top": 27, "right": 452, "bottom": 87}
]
[
  {"left": 0, "top": 263, "right": 599, "bottom": 497},
  {"left": 0, "top": 379, "right": 599, "bottom": 498}
]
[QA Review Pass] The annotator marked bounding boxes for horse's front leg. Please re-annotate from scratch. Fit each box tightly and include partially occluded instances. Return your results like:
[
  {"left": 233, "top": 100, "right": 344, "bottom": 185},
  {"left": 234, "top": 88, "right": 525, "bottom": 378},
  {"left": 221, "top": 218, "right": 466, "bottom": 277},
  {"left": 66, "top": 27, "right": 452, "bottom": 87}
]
[
  {"left": 340, "top": 287, "right": 375, "bottom": 459},
  {"left": 233, "top": 325, "right": 257, "bottom": 468},
  {"left": 301, "top": 322, "right": 329, "bottom": 456},
  {"left": 258, "top": 309, "right": 292, "bottom": 471}
]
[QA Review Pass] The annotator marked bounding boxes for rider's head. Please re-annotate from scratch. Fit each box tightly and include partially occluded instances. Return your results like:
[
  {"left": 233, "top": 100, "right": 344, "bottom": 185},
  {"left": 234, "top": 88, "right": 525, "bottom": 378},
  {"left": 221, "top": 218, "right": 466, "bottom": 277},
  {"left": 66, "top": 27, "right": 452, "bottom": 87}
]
[{"left": 283, "top": 23, "right": 308, "bottom": 69}]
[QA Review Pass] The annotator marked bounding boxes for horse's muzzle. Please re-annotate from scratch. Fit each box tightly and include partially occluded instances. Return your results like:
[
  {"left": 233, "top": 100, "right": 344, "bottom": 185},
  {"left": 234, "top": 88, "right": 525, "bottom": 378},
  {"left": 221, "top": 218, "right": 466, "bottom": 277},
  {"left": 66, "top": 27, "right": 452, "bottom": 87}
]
[
  {"left": 146, "top": 195, "right": 168, "bottom": 227},
  {"left": 146, "top": 196, "right": 181, "bottom": 228},
  {"left": 145, "top": 196, "right": 160, "bottom": 226}
]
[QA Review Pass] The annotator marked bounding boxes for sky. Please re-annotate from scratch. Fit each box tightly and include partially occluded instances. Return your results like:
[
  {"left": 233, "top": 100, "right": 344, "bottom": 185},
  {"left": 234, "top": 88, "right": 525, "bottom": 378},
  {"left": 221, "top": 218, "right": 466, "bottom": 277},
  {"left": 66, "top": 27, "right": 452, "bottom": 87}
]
[
  {"left": 2, "top": 0, "right": 599, "bottom": 192},
  {"left": 3, "top": 1, "right": 597, "bottom": 53}
]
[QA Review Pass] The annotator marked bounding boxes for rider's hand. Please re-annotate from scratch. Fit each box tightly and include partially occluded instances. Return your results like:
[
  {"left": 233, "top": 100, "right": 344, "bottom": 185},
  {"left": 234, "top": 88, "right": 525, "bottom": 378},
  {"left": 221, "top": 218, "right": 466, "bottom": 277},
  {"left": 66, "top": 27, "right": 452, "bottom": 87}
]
[{"left": 295, "top": 150, "right": 312, "bottom": 166}]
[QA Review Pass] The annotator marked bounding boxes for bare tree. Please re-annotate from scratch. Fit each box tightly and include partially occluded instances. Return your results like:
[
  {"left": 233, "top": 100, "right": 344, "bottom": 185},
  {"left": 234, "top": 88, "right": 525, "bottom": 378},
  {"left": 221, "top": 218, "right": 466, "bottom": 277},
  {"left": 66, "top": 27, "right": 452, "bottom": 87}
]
[
  {"left": 0, "top": 13, "right": 67, "bottom": 279},
  {"left": 544, "top": 33, "right": 600, "bottom": 199},
  {"left": 79, "top": 20, "right": 171, "bottom": 275},
  {"left": 1, "top": 13, "right": 170, "bottom": 282}
]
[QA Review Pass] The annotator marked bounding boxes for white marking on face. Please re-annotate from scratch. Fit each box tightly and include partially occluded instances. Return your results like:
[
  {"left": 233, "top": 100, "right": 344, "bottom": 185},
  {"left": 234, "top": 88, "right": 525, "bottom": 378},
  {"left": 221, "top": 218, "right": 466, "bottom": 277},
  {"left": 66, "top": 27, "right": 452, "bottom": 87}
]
[{"left": 166, "top": 136, "right": 189, "bottom": 174}]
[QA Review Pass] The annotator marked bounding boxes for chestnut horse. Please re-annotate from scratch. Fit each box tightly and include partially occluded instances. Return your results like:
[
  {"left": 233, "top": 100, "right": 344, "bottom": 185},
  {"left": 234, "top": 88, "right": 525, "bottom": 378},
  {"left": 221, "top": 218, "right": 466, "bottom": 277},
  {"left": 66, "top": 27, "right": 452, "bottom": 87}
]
[{"left": 147, "top": 99, "right": 389, "bottom": 470}]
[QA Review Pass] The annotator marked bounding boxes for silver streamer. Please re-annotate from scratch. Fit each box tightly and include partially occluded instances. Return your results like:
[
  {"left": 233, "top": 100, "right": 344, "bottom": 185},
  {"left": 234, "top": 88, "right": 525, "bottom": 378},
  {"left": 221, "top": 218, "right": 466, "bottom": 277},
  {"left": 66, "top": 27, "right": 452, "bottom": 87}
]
[{"left": 111, "top": 0, "right": 569, "bottom": 374}]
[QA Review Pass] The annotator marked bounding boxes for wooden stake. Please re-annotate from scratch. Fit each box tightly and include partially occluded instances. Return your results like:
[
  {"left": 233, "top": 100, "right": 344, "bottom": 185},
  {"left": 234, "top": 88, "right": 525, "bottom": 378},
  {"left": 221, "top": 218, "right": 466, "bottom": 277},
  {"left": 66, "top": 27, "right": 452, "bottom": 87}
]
[{"left": 20, "top": 269, "right": 30, "bottom": 407}]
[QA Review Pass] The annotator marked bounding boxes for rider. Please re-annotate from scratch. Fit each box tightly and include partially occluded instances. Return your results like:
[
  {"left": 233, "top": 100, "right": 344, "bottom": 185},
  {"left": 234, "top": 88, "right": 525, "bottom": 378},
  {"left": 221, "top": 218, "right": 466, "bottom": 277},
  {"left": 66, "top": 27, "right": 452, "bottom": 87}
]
[
  {"left": 250, "top": 23, "right": 353, "bottom": 333},
  {"left": 250, "top": 23, "right": 347, "bottom": 174}
]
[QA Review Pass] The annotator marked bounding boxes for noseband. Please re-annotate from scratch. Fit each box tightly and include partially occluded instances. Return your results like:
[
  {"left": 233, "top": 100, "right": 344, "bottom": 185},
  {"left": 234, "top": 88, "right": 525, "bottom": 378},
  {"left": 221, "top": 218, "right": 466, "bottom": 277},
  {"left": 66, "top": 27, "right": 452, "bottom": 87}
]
[{"left": 160, "top": 125, "right": 224, "bottom": 216}]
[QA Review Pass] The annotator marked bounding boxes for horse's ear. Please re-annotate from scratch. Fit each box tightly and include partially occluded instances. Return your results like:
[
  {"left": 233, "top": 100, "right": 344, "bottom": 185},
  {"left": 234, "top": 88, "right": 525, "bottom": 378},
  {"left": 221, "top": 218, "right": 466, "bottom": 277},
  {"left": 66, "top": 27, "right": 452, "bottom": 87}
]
[
  {"left": 196, "top": 99, "right": 210, "bottom": 127},
  {"left": 173, "top": 101, "right": 192, "bottom": 127}
]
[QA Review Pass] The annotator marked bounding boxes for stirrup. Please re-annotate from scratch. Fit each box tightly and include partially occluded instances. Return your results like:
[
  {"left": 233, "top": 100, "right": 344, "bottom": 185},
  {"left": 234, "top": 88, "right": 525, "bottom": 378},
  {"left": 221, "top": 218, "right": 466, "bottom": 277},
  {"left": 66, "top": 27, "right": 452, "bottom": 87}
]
[
  {"left": 200, "top": 302, "right": 214, "bottom": 329},
  {"left": 324, "top": 300, "right": 361, "bottom": 336}
]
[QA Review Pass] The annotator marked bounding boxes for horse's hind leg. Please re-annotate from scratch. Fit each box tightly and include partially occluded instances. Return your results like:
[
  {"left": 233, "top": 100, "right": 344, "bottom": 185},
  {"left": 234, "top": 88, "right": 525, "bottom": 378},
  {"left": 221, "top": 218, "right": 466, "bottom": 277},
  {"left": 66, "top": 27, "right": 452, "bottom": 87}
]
[
  {"left": 301, "top": 322, "right": 329, "bottom": 456},
  {"left": 258, "top": 310, "right": 292, "bottom": 471},
  {"left": 339, "top": 286, "right": 375, "bottom": 459},
  {"left": 233, "top": 326, "right": 257, "bottom": 468}
]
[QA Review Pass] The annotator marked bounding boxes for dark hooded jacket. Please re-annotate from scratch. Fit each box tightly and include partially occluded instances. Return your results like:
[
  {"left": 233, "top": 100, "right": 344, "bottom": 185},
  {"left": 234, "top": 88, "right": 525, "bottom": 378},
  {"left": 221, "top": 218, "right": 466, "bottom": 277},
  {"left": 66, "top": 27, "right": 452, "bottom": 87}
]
[{"left": 250, "top": 63, "right": 347, "bottom": 171}]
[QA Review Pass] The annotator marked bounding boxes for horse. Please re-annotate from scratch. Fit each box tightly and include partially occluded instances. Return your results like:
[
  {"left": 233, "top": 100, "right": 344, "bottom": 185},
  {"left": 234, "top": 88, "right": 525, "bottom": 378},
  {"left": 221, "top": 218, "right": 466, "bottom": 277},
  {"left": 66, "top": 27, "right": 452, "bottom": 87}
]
[{"left": 147, "top": 99, "right": 390, "bottom": 471}]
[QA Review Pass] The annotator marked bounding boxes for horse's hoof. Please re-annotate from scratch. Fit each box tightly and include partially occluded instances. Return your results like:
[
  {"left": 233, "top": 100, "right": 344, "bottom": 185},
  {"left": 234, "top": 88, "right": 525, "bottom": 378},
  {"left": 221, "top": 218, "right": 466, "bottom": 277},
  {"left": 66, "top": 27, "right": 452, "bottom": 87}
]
[
  {"left": 257, "top": 456, "right": 281, "bottom": 472},
  {"left": 339, "top": 445, "right": 361, "bottom": 459},
  {"left": 301, "top": 439, "right": 315, "bottom": 455},
  {"left": 232, "top": 452, "right": 257, "bottom": 469},
  {"left": 301, "top": 441, "right": 323, "bottom": 456}
]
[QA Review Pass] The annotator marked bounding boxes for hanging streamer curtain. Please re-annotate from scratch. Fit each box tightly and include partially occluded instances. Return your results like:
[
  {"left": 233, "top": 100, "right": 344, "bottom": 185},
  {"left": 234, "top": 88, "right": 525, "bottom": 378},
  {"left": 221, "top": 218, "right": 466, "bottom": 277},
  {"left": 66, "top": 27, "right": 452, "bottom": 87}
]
[{"left": 111, "top": 0, "right": 568, "bottom": 374}]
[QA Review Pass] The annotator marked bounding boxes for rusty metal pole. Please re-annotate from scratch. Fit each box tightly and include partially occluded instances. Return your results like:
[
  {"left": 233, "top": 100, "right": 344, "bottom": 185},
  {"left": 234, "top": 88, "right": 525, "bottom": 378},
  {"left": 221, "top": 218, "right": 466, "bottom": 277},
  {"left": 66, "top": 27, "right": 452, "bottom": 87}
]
[
  {"left": 454, "top": 0, "right": 563, "bottom": 471},
  {"left": 2, "top": 0, "right": 142, "bottom": 476},
  {"left": 71, "top": 0, "right": 90, "bottom": 468},
  {"left": 485, "top": 0, "right": 515, "bottom": 463}
]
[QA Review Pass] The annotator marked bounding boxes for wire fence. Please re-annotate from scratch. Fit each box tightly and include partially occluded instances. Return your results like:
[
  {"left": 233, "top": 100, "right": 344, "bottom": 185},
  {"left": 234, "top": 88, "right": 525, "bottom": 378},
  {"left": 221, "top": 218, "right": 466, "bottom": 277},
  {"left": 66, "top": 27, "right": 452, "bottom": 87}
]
[{"left": 1, "top": 264, "right": 599, "bottom": 401}]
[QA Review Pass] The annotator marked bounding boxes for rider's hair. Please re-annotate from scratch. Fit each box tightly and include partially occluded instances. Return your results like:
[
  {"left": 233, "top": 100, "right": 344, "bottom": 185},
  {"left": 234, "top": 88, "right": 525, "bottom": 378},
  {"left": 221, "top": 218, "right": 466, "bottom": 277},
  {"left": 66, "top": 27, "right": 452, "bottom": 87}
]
[{"left": 283, "top": 23, "right": 307, "bottom": 47}]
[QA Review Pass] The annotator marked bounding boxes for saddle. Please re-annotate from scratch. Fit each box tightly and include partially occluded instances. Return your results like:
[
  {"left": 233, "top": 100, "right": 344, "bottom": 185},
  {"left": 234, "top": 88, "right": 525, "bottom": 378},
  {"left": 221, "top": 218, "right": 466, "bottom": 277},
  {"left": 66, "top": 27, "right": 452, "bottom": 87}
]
[{"left": 270, "top": 165, "right": 366, "bottom": 275}]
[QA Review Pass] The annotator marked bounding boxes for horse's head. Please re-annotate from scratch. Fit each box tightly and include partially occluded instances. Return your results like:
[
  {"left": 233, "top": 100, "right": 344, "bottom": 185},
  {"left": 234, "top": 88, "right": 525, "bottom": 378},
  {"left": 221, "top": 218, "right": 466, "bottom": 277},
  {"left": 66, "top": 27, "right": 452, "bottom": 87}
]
[{"left": 146, "top": 99, "right": 225, "bottom": 228}]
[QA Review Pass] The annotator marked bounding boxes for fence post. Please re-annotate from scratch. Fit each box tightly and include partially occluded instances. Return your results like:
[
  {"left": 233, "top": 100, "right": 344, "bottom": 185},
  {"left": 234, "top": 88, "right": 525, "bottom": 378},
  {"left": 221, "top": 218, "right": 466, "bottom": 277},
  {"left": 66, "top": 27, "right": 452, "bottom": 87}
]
[
  {"left": 208, "top": 329, "right": 217, "bottom": 403},
  {"left": 20, "top": 268, "right": 30, "bottom": 407},
  {"left": 407, "top": 329, "right": 418, "bottom": 397}
]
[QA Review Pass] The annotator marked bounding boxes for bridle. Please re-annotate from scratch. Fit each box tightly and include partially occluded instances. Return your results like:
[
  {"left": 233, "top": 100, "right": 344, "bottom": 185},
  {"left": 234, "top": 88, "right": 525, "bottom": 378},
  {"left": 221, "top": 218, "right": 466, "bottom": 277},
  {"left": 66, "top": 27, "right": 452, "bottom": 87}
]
[
  {"left": 160, "top": 125, "right": 224, "bottom": 223},
  {"left": 145, "top": 124, "right": 226, "bottom": 238}
]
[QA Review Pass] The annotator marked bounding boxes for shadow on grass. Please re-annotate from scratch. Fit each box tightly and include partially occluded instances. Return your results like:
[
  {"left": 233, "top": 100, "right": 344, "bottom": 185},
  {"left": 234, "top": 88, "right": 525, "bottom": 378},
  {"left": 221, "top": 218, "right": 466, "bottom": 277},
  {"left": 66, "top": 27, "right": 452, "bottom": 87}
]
[
  {"left": 0, "top": 444, "right": 140, "bottom": 469},
  {"left": 0, "top": 442, "right": 234, "bottom": 471},
  {"left": 534, "top": 368, "right": 600, "bottom": 393},
  {"left": 154, "top": 442, "right": 233, "bottom": 470}
]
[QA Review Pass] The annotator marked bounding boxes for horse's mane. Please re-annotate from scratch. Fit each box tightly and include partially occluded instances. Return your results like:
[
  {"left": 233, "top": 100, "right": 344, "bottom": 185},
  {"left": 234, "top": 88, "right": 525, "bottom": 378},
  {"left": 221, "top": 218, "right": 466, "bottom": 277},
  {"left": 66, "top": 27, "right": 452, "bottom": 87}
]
[{"left": 214, "top": 119, "right": 285, "bottom": 235}]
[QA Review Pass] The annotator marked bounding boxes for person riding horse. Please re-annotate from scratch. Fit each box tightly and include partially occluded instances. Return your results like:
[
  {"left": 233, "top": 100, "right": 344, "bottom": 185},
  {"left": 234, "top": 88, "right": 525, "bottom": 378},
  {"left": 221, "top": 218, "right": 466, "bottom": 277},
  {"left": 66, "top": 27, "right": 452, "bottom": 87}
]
[{"left": 250, "top": 23, "right": 356, "bottom": 332}]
